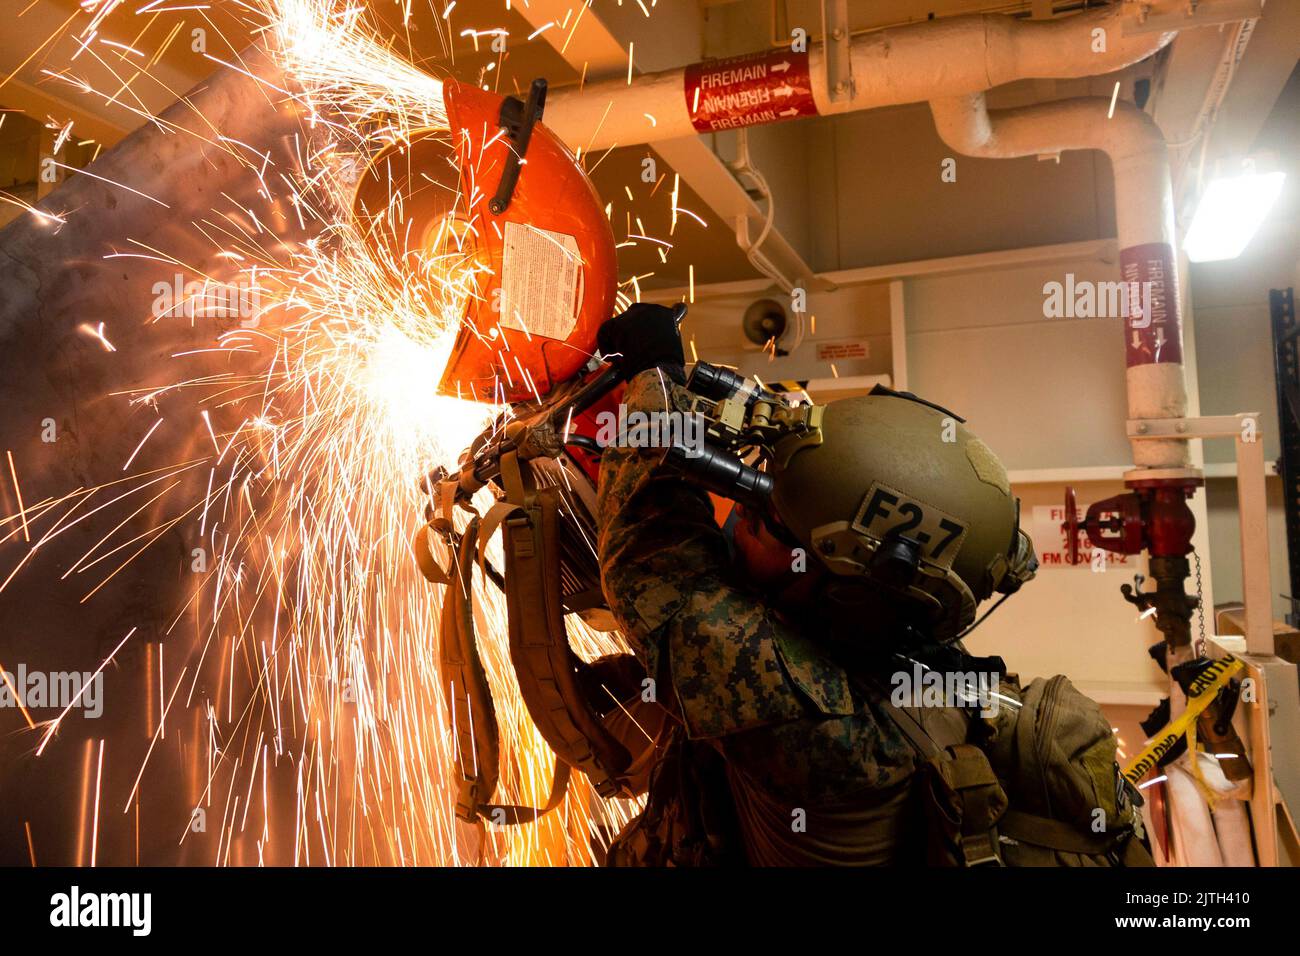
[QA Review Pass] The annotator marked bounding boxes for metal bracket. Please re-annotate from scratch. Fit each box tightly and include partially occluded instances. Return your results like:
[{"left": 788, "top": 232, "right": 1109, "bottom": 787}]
[
  {"left": 1127, "top": 412, "right": 1260, "bottom": 440},
  {"left": 1130, "top": 414, "right": 1273, "bottom": 657},
  {"left": 820, "top": 0, "right": 854, "bottom": 103},
  {"left": 1121, "top": 0, "right": 1263, "bottom": 36}
]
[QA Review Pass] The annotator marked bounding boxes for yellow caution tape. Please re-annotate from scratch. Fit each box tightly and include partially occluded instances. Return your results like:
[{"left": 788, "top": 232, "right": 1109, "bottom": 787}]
[{"left": 1121, "top": 655, "right": 1244, "bottom": 786}]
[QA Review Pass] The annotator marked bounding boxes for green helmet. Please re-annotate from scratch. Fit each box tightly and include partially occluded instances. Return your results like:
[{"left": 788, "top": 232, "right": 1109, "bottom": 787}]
[{"left": 770, "top": 387, "right": 1036, "bottom": 640}]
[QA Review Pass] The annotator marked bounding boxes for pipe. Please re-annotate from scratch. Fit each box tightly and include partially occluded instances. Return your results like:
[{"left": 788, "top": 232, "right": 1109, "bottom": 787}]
[
  {"left": 538, "top": 2, "right": 1214, "bottom": 475},
  {"left": 540, "top": 1, "right": 1198, "bottom": 473},
  {"left": 929, "top": 92, "right": 1189, "bottom": 470},
  {"left": 542, "top": 6, "right": 1173, "bottom": 152}
]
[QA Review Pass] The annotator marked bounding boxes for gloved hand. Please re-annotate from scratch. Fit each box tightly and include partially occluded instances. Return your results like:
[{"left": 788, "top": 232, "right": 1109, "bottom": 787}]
[{"left": 596, "top": 303, "right": 685, "bottom": 379}]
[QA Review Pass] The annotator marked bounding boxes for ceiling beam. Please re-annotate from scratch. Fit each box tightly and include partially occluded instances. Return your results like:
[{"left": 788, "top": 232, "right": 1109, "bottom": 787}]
[
  {"left": 0, "top": 0, "right": 222, "bottom": 146},
  {"left": 513, "top": 0, "right": 817, "bottom": 290},
  {"left": 1209, "top": 0, "right": 1300, "bottom": 160}
]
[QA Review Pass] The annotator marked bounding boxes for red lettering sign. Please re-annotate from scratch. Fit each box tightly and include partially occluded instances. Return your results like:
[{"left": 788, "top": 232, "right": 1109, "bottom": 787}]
[
  {"left": 683, "top": 49, "right": 818, "bottom": 134},
  {"left": 1120, "top": 242, "right": 1183, "bottom": 366}
]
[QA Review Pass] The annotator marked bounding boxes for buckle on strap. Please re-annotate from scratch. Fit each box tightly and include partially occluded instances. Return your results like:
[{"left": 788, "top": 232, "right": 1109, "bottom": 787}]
[
  {"left": 960, "top": 832, "right": 1004, "bottom": 867},
  {"left": 948, "top": 743, "right": 1008, "bottom": 867}
]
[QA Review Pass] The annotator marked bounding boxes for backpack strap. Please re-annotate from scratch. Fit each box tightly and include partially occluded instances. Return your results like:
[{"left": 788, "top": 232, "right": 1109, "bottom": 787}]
[
  {"left": 438, "top": 515, "right": 503, "bottom": 820},
  {"left": 434, "top": 510, "right": 574, "bottom": 825},
  {"left": 423, "top": 447, "right": 651, "bottom": 823},
  {"left": 877, "top": 696, "right": 1007, "bottom": 866},
  {"left": 943, "top": 743, "right": 1008, "bottom": 866},
  {"left": 476, "top": 760, "right": 572, "bottom": 825},
  {"left": 488, "top": 451, "right": 634, "bottom": 798},
  {"left": 998, "top": 809, "right": 1154, "bottom": 865},
  {"left": 998, "top": 809, "right": 1113, "bottom": 855}
]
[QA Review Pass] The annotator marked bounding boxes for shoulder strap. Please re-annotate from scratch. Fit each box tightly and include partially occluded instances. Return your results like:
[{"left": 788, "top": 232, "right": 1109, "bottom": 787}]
[
  {"left": 438, "top": 516, "right": 502, "bottom": 820},
  {"left": 876, "top": 693, "right": 1007, "bottom": 867},
  {"left": 878, "top": 696, "right": 943, "bottom": 758},
  {"left": 490, "top": 450, "right": 633, "bottom": 799}
]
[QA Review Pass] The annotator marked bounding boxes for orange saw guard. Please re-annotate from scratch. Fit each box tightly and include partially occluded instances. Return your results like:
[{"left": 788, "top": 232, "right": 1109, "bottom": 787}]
[{"left": 353, "top": 79, "right": 617, "bottom": 404}]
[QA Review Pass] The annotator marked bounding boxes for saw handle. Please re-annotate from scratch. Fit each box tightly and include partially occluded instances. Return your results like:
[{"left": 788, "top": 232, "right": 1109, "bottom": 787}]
[
  {"left": 489, "top": 79, "right": 547, "bottom": 215},
  {"left": 547, "top": 302, "right": 688, "bottom": 427},
  {"left": 436, "top": 304, "right": 689, "bottom": 499}
]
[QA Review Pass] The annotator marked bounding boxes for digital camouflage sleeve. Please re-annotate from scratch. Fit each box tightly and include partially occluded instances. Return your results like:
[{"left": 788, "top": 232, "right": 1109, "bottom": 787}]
[
  {"left": 595, "top": 369, "right": 852, "bottom": 734},
  {"left": 595, "top": 371, "right": 922, "bottom": 819}
]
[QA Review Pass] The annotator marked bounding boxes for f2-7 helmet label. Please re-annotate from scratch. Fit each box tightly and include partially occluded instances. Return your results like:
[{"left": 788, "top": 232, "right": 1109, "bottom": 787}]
[{"left": 851, "top": 482, "right": 969, "bottom": 571}]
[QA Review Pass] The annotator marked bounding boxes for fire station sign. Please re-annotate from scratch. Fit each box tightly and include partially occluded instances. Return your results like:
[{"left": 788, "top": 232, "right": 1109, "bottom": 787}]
[{"left": 1031, "top": 503, "right": 1133, "bottom": 570}]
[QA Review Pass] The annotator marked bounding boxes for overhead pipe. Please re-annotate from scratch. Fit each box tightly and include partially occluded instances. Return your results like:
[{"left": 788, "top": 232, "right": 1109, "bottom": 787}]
[
  {"left": 542, "top": 1, "right": 1202, "bottom": 476},
  {"left": 542, "top": 5, "right": 1174, "bottom": 152},
  {"left": 540, "top": 1, "right": 1196, "bottom": 478},
  {"left": 928, "top": 92, "right": 1189, "bottom": 471}
]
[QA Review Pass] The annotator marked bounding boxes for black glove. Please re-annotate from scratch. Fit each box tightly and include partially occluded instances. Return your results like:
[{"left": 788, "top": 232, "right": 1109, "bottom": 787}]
[{"left": 596, "top": 303, "right": 685, "bottom": 380}]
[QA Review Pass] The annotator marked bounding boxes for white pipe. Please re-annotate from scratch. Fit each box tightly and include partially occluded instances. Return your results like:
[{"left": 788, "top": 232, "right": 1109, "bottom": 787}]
[
  {"left": 929, "top": 92, "right": 1190, "bottom": 470},
  {"left": 543, "top": 7, "right": 1172, "bottom": 152},
  {"left": 538, "top": 3, "right": 1257, "bottom": 473}
]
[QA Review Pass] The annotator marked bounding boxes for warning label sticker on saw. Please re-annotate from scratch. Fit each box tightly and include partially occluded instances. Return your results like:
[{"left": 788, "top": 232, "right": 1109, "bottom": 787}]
[
  {"left": 500, "top": 222, "right": 582, "bottom": 341},
  {"left": 684, "top": 49, "right": 818, "bottom": 134}
]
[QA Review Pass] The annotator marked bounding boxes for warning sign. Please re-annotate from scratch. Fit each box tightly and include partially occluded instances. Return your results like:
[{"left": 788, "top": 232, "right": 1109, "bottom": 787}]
[
  {"left": 816, "top": 340, "right": 869, "bottom": 362},
  {"left": 684, "top": 49, "right": 818, "bottom": 134},
  {"left": 1031, "top": 503, "right": 1132, "bottom": 570},
  {"left": 500, "top": 222, "right": 582, "bottom": 342},
  {"left": 1120, "top": 242, "right": 1182, "bottom": 367}
]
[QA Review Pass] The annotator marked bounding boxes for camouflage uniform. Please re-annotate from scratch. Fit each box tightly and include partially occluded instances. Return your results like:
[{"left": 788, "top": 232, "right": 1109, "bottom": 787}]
[{"left": 597, "top": 370, "right": 964, "bottom": 865}]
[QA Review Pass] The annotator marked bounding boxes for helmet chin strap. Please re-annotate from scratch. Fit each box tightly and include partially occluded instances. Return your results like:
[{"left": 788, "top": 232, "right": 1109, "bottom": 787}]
[{"left": 720, "top": 502, "right": 741, "bottom": 564}]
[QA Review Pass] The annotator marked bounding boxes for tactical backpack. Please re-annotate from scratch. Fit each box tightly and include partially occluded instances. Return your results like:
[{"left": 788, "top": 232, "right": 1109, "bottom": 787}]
[{"left": 887, "top": 673, "right": 1154, "bottom": 867}]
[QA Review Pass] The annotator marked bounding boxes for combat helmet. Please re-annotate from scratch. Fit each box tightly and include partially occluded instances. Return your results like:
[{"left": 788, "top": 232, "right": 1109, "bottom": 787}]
[{"left": 769, "top": 386, "right": 1037, "bottom": 641}]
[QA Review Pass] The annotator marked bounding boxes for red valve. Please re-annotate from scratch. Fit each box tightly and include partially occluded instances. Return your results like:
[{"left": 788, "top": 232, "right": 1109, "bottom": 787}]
[{"left": 1061, "top": 486, "right": 1150, "bottom": 564}]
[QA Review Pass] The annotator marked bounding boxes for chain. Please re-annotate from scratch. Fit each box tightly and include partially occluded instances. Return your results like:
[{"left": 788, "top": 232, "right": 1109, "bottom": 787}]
[{"left": 1193, "top": 550, "right": 1207, "bottom": 655}]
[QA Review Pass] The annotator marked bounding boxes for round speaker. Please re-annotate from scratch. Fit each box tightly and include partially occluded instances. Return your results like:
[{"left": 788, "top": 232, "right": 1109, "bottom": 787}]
[{"left": 742, "top": 298, "right": 788, "bottom": 347}]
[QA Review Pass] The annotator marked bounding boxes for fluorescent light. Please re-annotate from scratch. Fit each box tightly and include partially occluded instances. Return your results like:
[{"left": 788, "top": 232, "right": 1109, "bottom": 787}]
[{"left": 1184, "top": 169, "right": 1287, "bottom": 263}]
